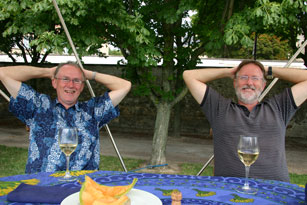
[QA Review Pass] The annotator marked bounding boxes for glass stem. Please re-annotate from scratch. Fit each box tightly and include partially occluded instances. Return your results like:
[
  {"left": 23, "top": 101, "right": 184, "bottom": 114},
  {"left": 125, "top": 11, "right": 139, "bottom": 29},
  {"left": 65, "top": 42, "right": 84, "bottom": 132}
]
[
  {"left": 244, "top": 165, "right": 250, "bottom": 189},
  {"left": 65, "top": 155, "right": 70, "bottom": 176}
]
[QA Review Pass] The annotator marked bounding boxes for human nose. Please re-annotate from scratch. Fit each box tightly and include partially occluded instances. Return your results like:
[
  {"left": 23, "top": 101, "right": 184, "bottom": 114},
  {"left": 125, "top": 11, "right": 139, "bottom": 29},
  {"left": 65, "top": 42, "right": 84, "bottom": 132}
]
[
  {"left": 66, "top": 79, "right": 75, "bottom": 87},
  {"left": 246, "top": 77, "right": 254, "bottom": 84}
]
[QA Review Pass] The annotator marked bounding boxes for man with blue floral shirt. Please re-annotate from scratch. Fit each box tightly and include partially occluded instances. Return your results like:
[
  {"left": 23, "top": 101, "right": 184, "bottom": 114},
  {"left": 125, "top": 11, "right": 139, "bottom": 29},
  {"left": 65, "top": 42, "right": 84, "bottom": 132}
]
[{"left": 0, "top": 62, "right": 131, "bottom": 173}]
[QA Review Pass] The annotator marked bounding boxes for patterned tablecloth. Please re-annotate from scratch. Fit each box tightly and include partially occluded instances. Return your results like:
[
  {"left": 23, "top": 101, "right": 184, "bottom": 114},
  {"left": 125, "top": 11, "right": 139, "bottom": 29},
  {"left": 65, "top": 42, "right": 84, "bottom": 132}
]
[{"left": 0, "top": 170, "right": 305, "bottom": 204}]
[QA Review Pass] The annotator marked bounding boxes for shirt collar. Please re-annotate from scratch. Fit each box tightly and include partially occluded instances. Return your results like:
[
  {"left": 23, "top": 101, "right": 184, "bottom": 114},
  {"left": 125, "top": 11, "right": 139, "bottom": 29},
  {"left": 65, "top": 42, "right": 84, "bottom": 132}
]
[{"left": 54, "top": 99, "right": 80, "bottom": 111}]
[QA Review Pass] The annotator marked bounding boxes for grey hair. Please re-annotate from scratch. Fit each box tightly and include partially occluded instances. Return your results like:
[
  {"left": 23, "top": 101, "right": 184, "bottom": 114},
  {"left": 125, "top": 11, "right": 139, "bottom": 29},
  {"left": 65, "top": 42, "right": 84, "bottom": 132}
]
[
  {"left": 54, "top": 61, "right": 85, "bottom": 80},
  {"left": 235, "top": 59, "right": 266, "bottom": 82}
]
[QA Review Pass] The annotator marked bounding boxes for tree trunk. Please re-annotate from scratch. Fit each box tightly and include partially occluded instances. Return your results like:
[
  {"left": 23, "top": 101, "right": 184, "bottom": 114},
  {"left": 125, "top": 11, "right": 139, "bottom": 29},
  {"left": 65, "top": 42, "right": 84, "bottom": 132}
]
[
  {"left": 172, "top": 101, "right": 182, "bottom": 138},
  {"left": 150, "top": 102, "right": 171, "bottom": 166}
]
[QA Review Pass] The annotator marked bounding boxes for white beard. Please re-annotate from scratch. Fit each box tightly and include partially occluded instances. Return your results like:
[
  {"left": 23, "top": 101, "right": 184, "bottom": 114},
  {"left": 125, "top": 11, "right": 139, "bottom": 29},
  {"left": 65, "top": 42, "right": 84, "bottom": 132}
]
[{"left": 235, "top": 85, "right": 262, "bottom": 104}]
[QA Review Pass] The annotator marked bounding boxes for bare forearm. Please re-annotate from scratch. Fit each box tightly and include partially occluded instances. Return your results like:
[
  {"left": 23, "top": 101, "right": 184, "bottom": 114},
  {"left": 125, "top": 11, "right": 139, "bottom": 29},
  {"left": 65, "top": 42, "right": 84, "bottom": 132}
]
[
  {"left": 183, "top": 68, "right": 233, "bottom": 104},
  {"left": 183, "top": 68, "right": 233, "bottom": 84},
  {"left": 0, "top": 65, "right": 53, "bottom": 82},
  {"left": 0, "top": 65, "right": 54, "bottom": 98},
  {"left": 84, "top": 69, "right": 131, "bottom": 106},
  {"left": 84, "top": 69, "right": 130, "bottom": 90},
  {"left": 269, "top": 66, "right": 307, "bottom": 106},
  {"left": 271, "top": 67, "right": 307, "bottom": 83}
]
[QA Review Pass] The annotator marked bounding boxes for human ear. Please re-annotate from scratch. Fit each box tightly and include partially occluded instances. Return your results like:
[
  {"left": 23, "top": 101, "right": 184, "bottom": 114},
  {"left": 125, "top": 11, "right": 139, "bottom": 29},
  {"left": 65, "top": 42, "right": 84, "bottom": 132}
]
[{"left": 52, "top": 78, "right": 57, "bottom": 89}]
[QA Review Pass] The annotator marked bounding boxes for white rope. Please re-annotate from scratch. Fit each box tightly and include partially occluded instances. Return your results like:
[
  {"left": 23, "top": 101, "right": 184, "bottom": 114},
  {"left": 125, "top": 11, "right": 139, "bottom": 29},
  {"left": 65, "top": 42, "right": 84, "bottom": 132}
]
[{"left": 0, "top": 89, "right": 10, "bottom": 102}]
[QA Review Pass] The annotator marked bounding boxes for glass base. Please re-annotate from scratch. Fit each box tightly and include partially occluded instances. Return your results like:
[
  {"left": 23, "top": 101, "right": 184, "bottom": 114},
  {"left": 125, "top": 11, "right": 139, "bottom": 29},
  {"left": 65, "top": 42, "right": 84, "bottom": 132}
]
[
  {"left": 236, "top": 186, "right": 258, "bottom": 195},
  {"left": 58, "top": 171, "right": 77, "bottom": 182},
  {"left": 58, "top": 176, "right": 77, "bottom": 182}
]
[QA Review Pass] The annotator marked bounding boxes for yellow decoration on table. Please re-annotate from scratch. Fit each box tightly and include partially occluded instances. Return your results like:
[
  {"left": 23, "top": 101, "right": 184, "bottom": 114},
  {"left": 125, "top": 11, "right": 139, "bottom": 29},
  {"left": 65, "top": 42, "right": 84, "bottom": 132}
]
[
  {"left": 50, "top": 170, "right": 97, "bottom": 177},
  {"left": 20, "top": 179, "right": 40, "bottom": 185},
  {"left": 155, "top": 188, "right": 180, "bottom": 196},
  {"left": 0, "top": 178, "right": 40, "bottom": 196},
  {"left": 230, "top": 194, "right": 254, "bottom": 203},
  {"left": 192, "top": 188, "right": 216, "bottom": 197}
]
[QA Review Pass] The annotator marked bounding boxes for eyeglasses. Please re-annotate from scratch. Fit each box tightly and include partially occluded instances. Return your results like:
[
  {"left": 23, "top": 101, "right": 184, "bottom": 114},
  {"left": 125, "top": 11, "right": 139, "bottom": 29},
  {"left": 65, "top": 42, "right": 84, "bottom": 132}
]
[
  {"left": 55, "top": 77, "right": 84, "bottom": 85},
  {"left": 237, "top": 75, "right": 263, "bottom": 82}
]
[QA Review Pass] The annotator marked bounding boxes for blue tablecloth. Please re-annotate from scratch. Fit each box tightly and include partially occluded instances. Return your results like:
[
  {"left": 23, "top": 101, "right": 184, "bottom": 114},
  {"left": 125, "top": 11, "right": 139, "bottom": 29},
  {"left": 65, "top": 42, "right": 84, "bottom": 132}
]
[{"left": 0, "top": 170, "right": 305, "bottom": 204}]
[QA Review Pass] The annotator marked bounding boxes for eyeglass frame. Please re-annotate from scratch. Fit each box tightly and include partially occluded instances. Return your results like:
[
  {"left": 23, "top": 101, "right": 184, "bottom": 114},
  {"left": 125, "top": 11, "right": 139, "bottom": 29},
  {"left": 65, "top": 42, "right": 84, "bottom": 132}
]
[
  {"left": 55, "top": 77, "right": 84, "bottom": 85},
  {"left": 236, "top": 75, "right": 264, "bottom": 82}
]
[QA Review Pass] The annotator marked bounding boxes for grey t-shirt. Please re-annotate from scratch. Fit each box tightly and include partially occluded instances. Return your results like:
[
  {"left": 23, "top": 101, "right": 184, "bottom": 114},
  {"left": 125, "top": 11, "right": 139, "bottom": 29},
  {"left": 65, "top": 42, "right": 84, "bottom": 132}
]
[{"left": 201, "top": 87, "right": 297, "bottom": 182}]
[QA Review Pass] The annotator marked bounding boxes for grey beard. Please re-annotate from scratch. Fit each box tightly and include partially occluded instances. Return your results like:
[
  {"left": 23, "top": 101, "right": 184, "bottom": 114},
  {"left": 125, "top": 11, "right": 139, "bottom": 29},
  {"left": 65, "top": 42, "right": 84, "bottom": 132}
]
[{"left": 235, "top": 87, "right": 262, "bottom": 104}]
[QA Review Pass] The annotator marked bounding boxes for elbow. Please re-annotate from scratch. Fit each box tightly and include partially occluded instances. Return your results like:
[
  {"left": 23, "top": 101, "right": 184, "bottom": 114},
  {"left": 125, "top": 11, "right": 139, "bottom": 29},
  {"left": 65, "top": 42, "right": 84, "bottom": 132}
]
[
  {"left": 123, "top": 80, "right": 132, "bottom": 94},
  {"left": 0, "top": 67, "right": 4, "bottom": 81},
  {"left": 182, "top": 70, "right": 188, "bottom": 79},
  {"left": 183, "top": 70, "right": 193, "bottom": 83},
  {"left": 127, "top": 80, "right": 132, "bottom": 91}
]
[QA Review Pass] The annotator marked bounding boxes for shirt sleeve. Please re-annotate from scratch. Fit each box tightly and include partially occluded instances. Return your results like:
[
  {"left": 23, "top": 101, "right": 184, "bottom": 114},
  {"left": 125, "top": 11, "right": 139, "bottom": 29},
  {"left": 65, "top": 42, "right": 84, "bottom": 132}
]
[
  {"left": 92, "top": 92, "right": 120, "bottom": 128},
  {"left": 200, "top": 86, "right": 231, "bottom": 125},
  {"left": 268, "top": 88, "right": 298, "bottom": 126},
  {"left": 9, "top": 83, "right": 51, "bottom": 125}
]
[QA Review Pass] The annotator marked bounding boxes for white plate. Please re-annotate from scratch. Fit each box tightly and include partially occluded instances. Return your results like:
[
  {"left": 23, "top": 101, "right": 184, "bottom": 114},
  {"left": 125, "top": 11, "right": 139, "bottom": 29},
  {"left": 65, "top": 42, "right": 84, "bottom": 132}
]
[{"left": 61, "top": 188, "right": 162, "bottom": 205}]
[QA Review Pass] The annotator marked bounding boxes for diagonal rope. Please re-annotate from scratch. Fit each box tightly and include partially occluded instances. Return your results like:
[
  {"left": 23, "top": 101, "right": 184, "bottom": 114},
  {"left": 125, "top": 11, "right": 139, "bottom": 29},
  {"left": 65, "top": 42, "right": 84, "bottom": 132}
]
[
  {"left": 197, "top": 39, "right": 307, "bottom": 176},
  {"left": 51, "top": 0, "right": 127, "bottom": 172},
  {"left": 0, "top": 89, "right": 10, "bottom": 102}
]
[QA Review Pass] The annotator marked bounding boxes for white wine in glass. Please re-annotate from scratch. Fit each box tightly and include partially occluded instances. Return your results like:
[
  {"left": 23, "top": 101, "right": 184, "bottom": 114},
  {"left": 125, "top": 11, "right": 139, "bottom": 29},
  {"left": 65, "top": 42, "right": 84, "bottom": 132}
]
[
  {"left": 58, "top": 127, "right": 78, "bottom": 181},
  {"left": 237, "top": 135, "right": 259, "bottom": 194}
]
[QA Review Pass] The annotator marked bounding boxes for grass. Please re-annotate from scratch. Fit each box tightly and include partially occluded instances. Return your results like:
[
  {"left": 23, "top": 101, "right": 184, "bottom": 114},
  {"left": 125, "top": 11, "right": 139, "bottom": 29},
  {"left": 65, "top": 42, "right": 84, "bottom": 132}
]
[
  {"left": 99, "top": 155, "right": 145, "bottom": 172},
  {"left": 289, "top": 173, "right": 307, "bottom": 186},
  {"left": 0, "top": 145, "right": 145, "bottom": 177},
  {"left": 179, "top": 163, "right": 214, "bottom": 176},
  {"left": 0, "top": 145, "right": 306, "bottom": 186},
  {"left": 0, "top": 145, "right": 28, "bottom": 177}
]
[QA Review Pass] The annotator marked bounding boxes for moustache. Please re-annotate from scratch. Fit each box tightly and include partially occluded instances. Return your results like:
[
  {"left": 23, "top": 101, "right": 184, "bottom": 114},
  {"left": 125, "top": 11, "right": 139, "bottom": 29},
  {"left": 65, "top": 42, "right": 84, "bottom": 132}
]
[{"left": 241, "top": 85, "right": 256, "bottom": 90}]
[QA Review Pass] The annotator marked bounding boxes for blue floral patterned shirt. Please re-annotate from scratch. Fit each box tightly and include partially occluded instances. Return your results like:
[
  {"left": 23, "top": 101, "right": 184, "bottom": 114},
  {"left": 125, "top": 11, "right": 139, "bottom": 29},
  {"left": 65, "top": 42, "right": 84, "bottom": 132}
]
[{"left": 9, "top": 83, "right": 119, "bottom": 174}]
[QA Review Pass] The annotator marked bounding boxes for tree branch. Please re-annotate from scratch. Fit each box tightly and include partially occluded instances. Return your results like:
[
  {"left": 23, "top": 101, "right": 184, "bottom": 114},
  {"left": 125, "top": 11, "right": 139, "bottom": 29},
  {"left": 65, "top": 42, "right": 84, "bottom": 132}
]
[
  {"left": 16, "top": 41, "right": 28, "bottom": 63},
  {"left": 170, "top": 86, "right": 188, "bottom": 108}
]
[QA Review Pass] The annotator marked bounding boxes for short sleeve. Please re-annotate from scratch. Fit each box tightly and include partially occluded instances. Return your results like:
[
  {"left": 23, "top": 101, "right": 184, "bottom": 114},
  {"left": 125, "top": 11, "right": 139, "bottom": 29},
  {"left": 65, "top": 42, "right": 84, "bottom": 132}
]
[
  {"left": 9, "top": 83, "right": 51, "bottom": 125},
  {"left": 200, "top": 87, "right": 231, "bottom": 125},
  {"left": 267, "top": 88, "right": 298, "bottom": 126},
  {"left": 92, "top": 92, "right": 120, "bottom": 128}
]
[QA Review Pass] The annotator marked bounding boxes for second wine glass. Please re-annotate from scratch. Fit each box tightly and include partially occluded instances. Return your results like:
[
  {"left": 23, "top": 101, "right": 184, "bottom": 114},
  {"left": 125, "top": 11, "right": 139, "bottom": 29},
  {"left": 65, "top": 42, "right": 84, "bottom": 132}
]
[
  {"left": 58, "top": 127, "right": 78, "bottom": 181},
  {"left": 237, "top": 135, "right": 259, "bottom": 194}
]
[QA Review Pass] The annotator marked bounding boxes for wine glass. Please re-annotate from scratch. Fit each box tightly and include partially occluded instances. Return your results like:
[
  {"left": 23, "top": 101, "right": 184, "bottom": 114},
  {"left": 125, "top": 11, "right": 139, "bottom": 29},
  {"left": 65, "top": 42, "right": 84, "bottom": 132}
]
[
  {"left": 237, "top": 135, "right": 259, "bottom": 194},
  {"left": 58, "top": 127, "right": 78, "bottom": 181}
]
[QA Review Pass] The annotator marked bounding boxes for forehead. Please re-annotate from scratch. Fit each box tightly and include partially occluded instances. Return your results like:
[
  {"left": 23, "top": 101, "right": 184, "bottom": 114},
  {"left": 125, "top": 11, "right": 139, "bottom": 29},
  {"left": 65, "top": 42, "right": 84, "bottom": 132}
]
[
  {"left": 238, "top": 63, "right": 263, "bottom": 76},
  {"left": 58, "top": 65, "right": 82, "bottom": 77}
]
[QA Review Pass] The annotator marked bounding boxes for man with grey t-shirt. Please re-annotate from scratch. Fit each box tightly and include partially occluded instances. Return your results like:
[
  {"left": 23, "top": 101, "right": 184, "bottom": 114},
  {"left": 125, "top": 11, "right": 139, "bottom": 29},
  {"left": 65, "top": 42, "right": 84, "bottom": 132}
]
[{"left": 183, "top": 60, "right": 307, "bottom": 182}]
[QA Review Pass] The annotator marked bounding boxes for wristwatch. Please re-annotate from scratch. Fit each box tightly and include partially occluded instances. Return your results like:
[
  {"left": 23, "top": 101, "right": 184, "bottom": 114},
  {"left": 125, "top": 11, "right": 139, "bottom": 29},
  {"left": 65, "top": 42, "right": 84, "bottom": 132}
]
[{"left": 266, "top": 66, "right": 273, "bottom": 79}]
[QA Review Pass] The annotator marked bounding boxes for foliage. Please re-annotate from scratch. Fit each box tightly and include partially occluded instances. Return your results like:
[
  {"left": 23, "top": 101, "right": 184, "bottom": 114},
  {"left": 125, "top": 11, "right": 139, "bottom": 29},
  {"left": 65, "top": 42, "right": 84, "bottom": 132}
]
[
  {"left": 224, "top": 0, "right": 306, "bottom": 45},
  {"left": 221, "top": 0, "right": 306, "bottom": 62},
  {"left": 0, "top": 0, "right": 153, "bottom": 63},
  {"left": 0, "top": 0, "right": 62, "bottom": 63},
  {"left": 228, "top": 33, "right": 293, "bottom": 60},
  {"left": 108, "top": 49, "right": 122, "bottom": 56}
]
